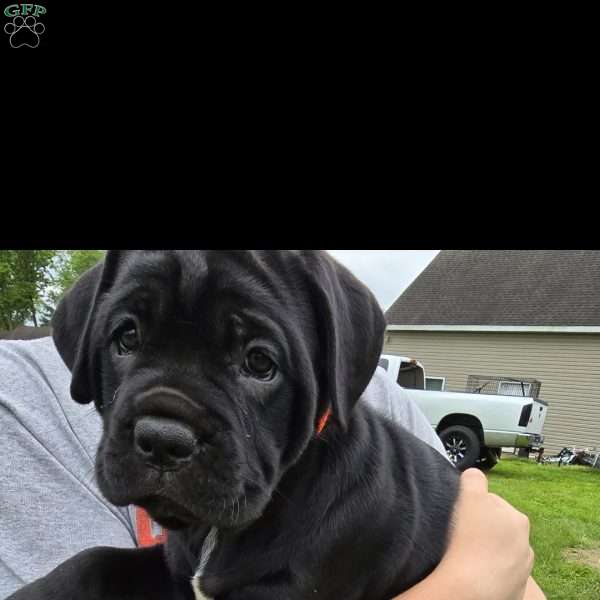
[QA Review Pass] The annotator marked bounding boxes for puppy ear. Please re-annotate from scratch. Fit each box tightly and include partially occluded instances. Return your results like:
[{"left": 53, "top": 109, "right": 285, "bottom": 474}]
[
  {"left": 52, "top": 251, "right": 122, "bottom": 404},
  {"left": 303, "top": 252, "right": 387, "bottom": 430}
]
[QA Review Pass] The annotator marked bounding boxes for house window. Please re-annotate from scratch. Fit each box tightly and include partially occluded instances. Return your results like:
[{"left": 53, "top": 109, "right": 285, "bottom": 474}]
[
  {"left": 498, "top": 381, "right": 532, "bottom": 397},
  {"left": 425, "top": 377, "right": 445, "bottom": 391}
]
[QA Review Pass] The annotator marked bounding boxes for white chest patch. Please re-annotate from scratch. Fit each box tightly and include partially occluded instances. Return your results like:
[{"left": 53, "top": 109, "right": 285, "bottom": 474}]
[
  {"left": 192, "top": 579, "right": 211, "bottom": 600},
  {"left": 191, "top": 527, "right": 219, "bottom": 600}
]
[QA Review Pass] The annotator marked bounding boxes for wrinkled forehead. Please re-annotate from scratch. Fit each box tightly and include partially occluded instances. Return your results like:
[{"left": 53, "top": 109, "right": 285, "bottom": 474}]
[
  {"left": 104, "top": 250, "right": 317, "bottom": 343},
  {"left": 111, "top": 250, "right": 207, "bottom": 302},
  {"left": 110, "top": 250, "right": 303, "bottom": 302}
]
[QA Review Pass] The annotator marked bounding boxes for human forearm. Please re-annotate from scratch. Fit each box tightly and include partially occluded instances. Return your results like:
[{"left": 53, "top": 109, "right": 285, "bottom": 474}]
[
  {"left": 394, "top": 572, "right": 545, "bottom": 600},
  {"left": 524, "top": 577, "right": 546, "bottom": 600},
  {"left": 394, "top": 469, "right": 544, "bottom": 600},
  {"left": 393, "top": 562, "right": 470, "bottom": 600}
]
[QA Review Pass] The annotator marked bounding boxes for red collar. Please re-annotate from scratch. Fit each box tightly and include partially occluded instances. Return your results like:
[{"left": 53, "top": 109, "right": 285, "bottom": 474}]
[{"left": 316, "top": 407, "right": 332, "bottom": 436}]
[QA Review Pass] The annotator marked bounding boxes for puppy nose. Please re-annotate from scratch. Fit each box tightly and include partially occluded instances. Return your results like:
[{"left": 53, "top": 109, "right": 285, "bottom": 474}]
[{"left": 133, "top": 416, "right": 196, "bottom": 469}]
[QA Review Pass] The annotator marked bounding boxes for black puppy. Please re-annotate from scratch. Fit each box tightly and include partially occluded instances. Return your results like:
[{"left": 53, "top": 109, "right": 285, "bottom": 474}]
[{"left": 8, "top": 250, "right": 459, "bottom": 600}]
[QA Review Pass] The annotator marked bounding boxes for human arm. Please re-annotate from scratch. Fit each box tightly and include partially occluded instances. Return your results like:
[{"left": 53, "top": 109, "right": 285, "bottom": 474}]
[
  {"left": 0, "top": 339, "right": 138, "bottom": 597},
  {"left": 395, "top": 469, "right": 545, "bottom": 600},
  {"left": 362, "top": 371, "right": 545, "bottom": 600},
  {"left": 396, "top": 573, "right": 542, "bottom": 600}
]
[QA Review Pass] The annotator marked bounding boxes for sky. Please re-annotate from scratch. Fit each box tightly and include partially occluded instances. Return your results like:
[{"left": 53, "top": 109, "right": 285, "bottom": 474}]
[
  {"left": 25, "top": 251, "right": 441, "bottom": 325},
  {"left": 327, "top": 250, "right": 440, "bottom": 311}
]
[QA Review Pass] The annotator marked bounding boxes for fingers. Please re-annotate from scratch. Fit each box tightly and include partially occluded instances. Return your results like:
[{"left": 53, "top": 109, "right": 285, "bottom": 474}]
[
  {"left": 460, "top": 468, "right": 488, "bottom": 494},
  {"left": 528, "top": 547, "right": 535, "bottom": 572},
  {"left": 487, "top": 492, "right": 531, "bottom": 536}
]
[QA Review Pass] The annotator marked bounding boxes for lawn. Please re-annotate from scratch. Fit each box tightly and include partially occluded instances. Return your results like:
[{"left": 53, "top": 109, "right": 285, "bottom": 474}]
[{"left": 488, "top": 457, "right": 600, "bottom": 600}]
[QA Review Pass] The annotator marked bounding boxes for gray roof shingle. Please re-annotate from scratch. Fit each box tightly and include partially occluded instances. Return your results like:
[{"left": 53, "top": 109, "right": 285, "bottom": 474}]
[{"left": 385, "top": 250, "right": 600, "bottom": 326}]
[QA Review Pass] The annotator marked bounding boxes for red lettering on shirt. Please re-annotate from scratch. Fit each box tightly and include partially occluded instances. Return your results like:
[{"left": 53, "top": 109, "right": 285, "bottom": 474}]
[{"left": 134, "top": 506, "right": 168, "bottom": 547}]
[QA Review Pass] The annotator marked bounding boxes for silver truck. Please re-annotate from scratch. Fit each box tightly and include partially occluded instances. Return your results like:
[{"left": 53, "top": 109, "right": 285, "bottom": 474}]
[{"left": 379, "top": 353, "right": 548, "bottom": 471}]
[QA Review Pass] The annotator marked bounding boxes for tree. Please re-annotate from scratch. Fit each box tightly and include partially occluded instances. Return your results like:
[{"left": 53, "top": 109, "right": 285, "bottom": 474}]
[
  {"left": 41, "top": 250, "right": 106, "bottom": 324},
  {"left": 0, "top": 250, "right": 106, "bottom": 330},
  {"left": 52, "top": 250, "right": 105, "bottom": 298},
  {"left": 0, "top": 250, "right": 57, "bottom": 330}
]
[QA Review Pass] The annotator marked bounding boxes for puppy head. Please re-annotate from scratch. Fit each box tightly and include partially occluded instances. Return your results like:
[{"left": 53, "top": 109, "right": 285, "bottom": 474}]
[{"left": 52, "top": 250, "right": 385, "bottom": 530}]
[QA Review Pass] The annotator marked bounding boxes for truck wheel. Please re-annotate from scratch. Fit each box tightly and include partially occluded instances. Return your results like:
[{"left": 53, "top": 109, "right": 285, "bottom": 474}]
[
  {"left": 439, "top": 426, "right": 481, "bottom": 471},
  {"left": 477, "top": 447, "right": 500, "bottom": 471}
]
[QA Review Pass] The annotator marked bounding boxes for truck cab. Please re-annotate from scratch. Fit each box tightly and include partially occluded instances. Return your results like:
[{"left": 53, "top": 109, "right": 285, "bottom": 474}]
[
  {"left": 378, "top": 354, "right": 426, "bottom": 390},
  {"left": 379, "top": 352, "right": 548, "bottom": 470}
]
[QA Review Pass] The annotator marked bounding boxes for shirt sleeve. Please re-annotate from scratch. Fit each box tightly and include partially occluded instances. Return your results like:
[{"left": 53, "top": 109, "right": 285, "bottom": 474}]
[
  {"left": 0, "top": 339, "right": 138, "bottom": 597},
  {"left": 362, "top": 367, "right": 450, "bottom": 460}
]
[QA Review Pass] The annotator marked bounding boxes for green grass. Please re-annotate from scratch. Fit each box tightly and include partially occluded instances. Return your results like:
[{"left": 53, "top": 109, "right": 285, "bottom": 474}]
[{"left": 488, "top": 457, "right": 600, "bottom": 600}]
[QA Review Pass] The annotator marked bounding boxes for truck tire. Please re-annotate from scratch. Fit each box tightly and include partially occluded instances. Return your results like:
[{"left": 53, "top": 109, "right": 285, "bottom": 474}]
[
  {"left": 439, "top": 425, "right": 481, "bottom": 471},
  {"left": 477, "top": 447, "right": 501, "bottom": 471}
]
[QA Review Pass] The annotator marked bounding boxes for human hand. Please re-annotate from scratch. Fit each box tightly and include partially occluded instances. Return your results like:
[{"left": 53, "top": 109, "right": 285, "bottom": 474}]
[
  {"left": 396, "top": 468, "right": 541, "bottom": 600},
  {"left": 436, "top": 468, "right": 535, "bottom": 600}
]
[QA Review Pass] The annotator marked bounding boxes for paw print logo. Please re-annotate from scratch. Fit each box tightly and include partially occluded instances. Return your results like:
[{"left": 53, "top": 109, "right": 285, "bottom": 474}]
[{"left": 4, "top": 15, "right": 45, "bottom": 48}]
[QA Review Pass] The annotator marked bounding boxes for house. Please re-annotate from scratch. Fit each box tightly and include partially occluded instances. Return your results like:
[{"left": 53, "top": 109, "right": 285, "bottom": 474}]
[{"left": 384, "top": 250, "right": 600, "bottom": 454}]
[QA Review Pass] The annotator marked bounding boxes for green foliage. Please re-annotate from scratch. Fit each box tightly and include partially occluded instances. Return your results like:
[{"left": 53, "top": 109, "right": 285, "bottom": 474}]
[
  {"left": 489, "top": 457, "right": 600, "bottom": 600},
  {"left": 42, "top": 250, "right": 106, "bottom": 324},
  {"left": 0, "top": 250, "right": 57, "bottom": 330},
  {"left": 0, "top": 250, "right": 105, "bottom": 330},
  {"left": 51, "top": 250, "right": 105, "bottom": 299}
]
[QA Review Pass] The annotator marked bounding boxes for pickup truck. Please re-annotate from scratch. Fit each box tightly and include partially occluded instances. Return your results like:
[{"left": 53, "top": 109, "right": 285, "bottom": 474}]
[{"left": 379, "top": 353, "right": 548, "bottom": 471}]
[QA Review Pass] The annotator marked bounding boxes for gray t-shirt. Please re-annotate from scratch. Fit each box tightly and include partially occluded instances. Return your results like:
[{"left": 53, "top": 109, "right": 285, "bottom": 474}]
[{"left": 0, "top": 337, "right": 447, "bottom": 597}]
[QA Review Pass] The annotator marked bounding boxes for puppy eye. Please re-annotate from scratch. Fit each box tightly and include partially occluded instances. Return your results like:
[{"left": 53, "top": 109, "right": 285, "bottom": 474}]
[
  {"left": 116, "top": 324, "right": 140, "bottom": 355},
  {"left": 244, "top": 349, "right": 275, "bottom": 379}
]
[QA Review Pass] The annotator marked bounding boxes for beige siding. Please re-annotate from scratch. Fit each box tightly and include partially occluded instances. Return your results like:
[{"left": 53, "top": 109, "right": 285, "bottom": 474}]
[{"left": 384, "top": 331, "right": 600, "bottom": 454}]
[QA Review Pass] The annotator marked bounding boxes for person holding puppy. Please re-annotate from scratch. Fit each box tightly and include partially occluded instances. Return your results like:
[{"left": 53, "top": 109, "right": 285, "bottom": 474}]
[
  {"left": 1, "top": 341, "right": 544, "bottom": 600},
  {"left": 1, "top": 250, "right": 545, "bottom": 599}
]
